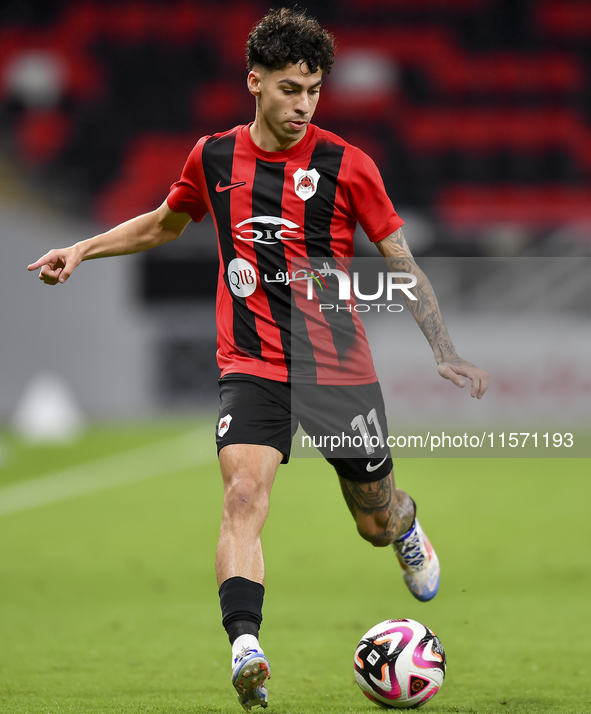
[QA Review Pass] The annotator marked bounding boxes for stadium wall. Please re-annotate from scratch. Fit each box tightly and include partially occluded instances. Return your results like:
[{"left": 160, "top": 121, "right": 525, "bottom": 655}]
[{"left": 0, "top": 200, "right": 154, "bottom": 421}]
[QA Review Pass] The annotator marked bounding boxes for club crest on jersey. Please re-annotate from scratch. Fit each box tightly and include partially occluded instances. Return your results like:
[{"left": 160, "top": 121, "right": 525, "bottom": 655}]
[
  {"left": 293, "top": 168, "right": 320, "bottom": 201},
  {"left": 218, "top": 414, "right": 232, "bottom": 437}
]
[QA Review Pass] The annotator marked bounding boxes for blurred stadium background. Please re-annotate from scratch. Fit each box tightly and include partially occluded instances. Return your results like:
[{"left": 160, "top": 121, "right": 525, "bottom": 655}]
[
  {"left": 1, "top": 5, "right": 590, "bottom": 712},
  {"left": 1, "top": 0, "right": 590, "bottom": 424}
]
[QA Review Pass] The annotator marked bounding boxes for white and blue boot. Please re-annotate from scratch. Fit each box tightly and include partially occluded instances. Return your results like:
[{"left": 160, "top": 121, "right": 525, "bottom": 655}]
[
  {"left": 231, "top": 635, "right": 270, "bottom": 711},
  {"left": 393, "top": 518, "right": 440, "bottom": 601}
]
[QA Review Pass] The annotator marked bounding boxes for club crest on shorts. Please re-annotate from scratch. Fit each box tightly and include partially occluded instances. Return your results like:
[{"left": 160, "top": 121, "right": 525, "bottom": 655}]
[
  {"left": 218, "top": 414, "right": 232, "bottom": 437},
  {"left": 293, "top": 168, "right": 320, "bottom": 201}
]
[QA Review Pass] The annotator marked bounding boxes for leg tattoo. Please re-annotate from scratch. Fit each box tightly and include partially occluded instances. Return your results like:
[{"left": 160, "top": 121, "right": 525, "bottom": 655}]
[
  {"left": 339, "top": 474, "right": 415, "bottom": 546},
  {"left": 340, "top": 476, "right": 394, "bottom": 515}
]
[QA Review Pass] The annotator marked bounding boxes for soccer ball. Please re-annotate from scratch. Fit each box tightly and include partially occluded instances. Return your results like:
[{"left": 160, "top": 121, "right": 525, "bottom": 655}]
[{"left": 354, "top": 619, "right": 446, "bottom": 708}]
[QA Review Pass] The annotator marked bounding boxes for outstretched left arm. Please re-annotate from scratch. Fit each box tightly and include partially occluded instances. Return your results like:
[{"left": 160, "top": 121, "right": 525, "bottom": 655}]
[{"left": 375, "top": 228, "right": 489, "bottom": 399}]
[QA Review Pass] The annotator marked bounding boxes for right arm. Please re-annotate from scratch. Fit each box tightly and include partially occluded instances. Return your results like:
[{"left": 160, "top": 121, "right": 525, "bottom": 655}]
[
  {"left": 27, "top": 200, "right": 192, "bottom": 285},
  {"left": 376, "top": 228, "right": 489, "bottom": 399}
]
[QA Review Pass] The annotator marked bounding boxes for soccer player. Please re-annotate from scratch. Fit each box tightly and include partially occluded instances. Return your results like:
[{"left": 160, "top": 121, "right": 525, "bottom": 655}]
[{"left": 28, "top": 8, "right": 488, "bottom": 711}]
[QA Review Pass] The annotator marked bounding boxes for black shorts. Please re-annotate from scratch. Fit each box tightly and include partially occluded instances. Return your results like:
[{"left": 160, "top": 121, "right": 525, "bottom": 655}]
[{"left": 216, "top": 374, "right": 393, "bottom": 483}]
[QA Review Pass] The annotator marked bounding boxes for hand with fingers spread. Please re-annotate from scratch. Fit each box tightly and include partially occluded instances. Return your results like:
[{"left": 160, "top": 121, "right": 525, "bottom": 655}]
[
  {"left": 27, "top": 246, "right": 83, "bottom": 285},
  {"left": 437, "top": 358, "right": 489, "bottom": 399}
]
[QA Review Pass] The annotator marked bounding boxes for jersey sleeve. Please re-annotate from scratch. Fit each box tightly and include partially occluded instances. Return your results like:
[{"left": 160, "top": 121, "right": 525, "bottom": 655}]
[
  {"left": 166, "top": 137, "right": 210, "bottom": 222},
  {"left": 348, "top": 148, "right": 404, "bottom": 242}
]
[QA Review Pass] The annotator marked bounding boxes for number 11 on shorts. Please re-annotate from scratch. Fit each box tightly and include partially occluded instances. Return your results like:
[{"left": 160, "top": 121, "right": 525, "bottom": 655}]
[{"left": 351, "top": 408, "right": 386, "bottom": 455}]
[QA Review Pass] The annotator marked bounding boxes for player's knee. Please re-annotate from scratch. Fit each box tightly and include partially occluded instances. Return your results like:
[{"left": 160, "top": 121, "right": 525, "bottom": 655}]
[
  {"left": 224, "top": 474, "right": 269, "bottom": 517},
  {"left": 359, "top": 528, "right": 391, "bottom": 548},
  {"left": 356, "top": 515, "right": 392, "bottom": 548}
]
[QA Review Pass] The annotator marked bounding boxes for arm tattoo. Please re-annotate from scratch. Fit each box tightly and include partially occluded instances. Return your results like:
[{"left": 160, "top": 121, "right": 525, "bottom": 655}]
[{"left": 376, "top": 228, "right": 458, "bottom": 363}]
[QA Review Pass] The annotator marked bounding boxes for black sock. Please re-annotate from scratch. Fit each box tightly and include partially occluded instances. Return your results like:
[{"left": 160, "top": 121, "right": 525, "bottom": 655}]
[
  {"left": 219, "top": 576, "right": 264, "bottom": 644},
  {"left": 226, "top": 619, "right": 260, "bottom": 643}
]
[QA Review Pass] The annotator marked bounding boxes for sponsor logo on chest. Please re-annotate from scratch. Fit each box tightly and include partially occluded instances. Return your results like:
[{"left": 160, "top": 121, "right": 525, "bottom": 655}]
[
  {"left": 226, "top": 258, "right": 257, "bottom": 297},
  {"left": 235, "top": 216, "right": 300, "bottom": 245}
]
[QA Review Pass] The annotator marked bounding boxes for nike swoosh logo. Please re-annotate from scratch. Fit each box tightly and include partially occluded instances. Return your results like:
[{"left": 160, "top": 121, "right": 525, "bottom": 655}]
[
  {"left": 366, "top": 455, "right": 388, "bottom": 472},
  {"left": 216, "top": 181, "right": 246, "bottom": 193}
]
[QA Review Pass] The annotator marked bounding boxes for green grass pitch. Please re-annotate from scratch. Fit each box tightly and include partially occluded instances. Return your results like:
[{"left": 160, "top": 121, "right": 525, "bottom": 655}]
[{"left": 0, "top": 420, "right": 589, "bottom": 714}]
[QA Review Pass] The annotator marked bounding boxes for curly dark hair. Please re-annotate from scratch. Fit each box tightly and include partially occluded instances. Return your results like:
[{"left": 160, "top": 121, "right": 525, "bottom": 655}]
[{"left": 246, "top": 7, "right": 335, "bottom": 74}]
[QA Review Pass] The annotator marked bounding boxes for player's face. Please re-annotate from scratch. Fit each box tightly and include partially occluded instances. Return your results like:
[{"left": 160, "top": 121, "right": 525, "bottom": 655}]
[{"left": 248, "top": 62, "right": 323, "bottom": 149}]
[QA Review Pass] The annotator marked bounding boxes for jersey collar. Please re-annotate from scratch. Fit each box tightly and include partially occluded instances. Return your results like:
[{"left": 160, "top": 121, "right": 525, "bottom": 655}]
[{"left": 240, "top": 123, "right": 317, "bottom": 162}]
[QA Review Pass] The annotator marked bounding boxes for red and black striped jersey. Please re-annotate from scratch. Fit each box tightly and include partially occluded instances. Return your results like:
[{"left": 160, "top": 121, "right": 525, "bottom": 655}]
[{"left": 166, "top": 123, "right": 404, "bottom": 385}]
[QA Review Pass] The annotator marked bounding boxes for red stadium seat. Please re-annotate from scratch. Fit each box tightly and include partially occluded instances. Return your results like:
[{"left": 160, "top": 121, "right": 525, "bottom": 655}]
[
  {"left": 536, "top": 1, "right": 591, "bottom": 38},
  {"left": 431, "top": 51, "right": 585, "bottom": 95},
  {"left": 334, "top": 25, "right": 584, "bottom": 97},
  {"left": 98, "top": 1, "right": 152, "bottom": 44},
  {"left": 53, "top": 2, "right": 103, "bottom": 48},
  {"left": 333, "top": 26, "right": 457, "bottom": 68},
  {"left": 94, "top": 133, "right": 197, "bottom": 225},
  {"left": 438, "top": 185, "right": 591, "bottom": 225},
  {"left": 15, "top": 108, "right": 72, "bottom": 166},
  {"left": 149, "top": 1, "right": 209, "bottom": 44},
  {"left": 192, "top": 81, "right": 251, "bottom": 125},
  {"left": 209, "top": 3, "right": 267, "bottom": 69},
  {"left": 402, "top": 108, "right": 590, "bottom": 159},
  {"left": 56, "top": 0, "right": 207, "bottom": 46},
  {"left": 342, "top": 0, "right": 488, "bottom": 11},
  {"left": 0, "top": 27, "right": 105, "bottom": 103}
]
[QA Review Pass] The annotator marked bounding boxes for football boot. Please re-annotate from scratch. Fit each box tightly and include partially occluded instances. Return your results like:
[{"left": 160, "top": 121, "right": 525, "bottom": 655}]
[
  {"left": 232, "top": 646, "right": 270, "bottom": 711},
  {"left": 393, "top": 518, "right": 440, "bottom": 601}
]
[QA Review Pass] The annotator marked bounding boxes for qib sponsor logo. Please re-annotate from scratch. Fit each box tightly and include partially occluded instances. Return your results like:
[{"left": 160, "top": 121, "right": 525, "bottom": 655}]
[{"left": 227, "top": 258, "right": 257, "bottom": 298}]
